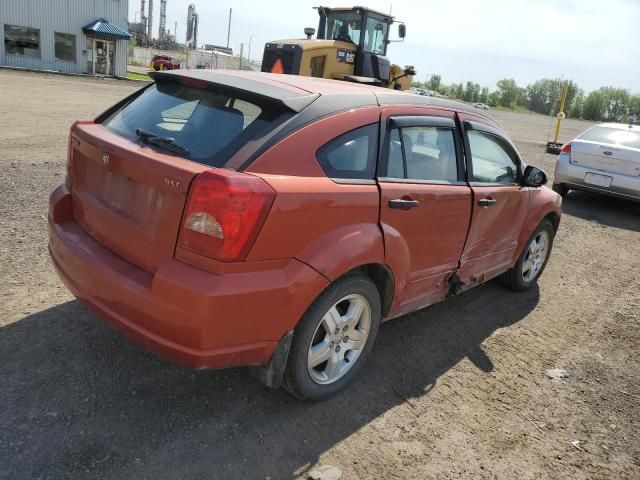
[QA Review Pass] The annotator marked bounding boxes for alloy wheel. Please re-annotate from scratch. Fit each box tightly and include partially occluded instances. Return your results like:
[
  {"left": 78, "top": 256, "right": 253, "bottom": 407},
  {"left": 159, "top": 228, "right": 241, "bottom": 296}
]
[
  {"left": 522, "top": 231, "right": 550, "bottom": 283},
  {"left": 307, "top": 294, "right": 372, "bottom": 385}
]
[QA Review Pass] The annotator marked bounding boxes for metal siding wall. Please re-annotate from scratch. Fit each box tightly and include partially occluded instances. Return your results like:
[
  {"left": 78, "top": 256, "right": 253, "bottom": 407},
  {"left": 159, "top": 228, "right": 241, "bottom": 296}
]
[
  {"left": 114, "top": 39, "right": 128, "bottom": 77},
  {"left": 1, "top": 0, "right": 129, "bottom": 76}
]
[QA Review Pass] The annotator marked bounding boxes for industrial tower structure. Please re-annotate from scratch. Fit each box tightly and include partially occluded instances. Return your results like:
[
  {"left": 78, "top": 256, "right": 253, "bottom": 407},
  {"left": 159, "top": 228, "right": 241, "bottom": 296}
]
[
  {"left": 140, "top": 0, "right": 148, "bottom": 36},
  {"left": 146, "top": 0, "right": 154, "bottom": 39},
  {"left": 186, "top": 4, "right": 199, "bottom": 49},
  {"left": 159, "top": 0, "right": 167, "bottom": 41}
]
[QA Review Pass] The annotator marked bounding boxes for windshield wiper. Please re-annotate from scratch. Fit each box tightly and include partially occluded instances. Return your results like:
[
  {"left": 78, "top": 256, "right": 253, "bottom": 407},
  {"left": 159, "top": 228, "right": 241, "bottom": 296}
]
[{"left": 135, "top": 128, "right": 190, "bottom": 156}]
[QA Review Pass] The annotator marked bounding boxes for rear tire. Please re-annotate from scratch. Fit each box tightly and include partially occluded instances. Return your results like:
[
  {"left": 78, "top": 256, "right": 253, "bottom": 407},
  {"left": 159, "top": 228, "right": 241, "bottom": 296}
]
[
  {"left": 552, "top": 183, "right": 569, "bottom": 197},
  {"left": 283, "top": 274, "right": 381, "bottom": 401},
  {"left": 498, "top": 219, "right": 555, "bottom": 291}
]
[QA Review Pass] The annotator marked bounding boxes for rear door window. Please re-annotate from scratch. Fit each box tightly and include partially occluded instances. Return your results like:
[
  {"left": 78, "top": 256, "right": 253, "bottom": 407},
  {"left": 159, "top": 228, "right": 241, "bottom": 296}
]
[
  {"left": 102, "top": 82, "right": 288, "bottom": 167},
  {"left": 384, "top": 121, "right": 460, "bottom": 182},
  {"left": 316, "top": 124, "right": 378, "bottom": 180}
]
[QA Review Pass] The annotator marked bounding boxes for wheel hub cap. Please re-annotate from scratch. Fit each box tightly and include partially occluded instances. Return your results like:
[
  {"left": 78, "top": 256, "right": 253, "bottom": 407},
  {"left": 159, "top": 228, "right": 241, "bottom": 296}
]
[
  {"left": 522, "top": 231, "right": 550, "bottom": 283},
  {"left": 307, "top": 294, "right": 371, "bottom": 385}
]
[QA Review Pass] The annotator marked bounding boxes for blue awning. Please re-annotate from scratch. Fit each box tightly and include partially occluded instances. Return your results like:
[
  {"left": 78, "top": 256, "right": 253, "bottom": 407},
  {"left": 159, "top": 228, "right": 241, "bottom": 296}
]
[{"left": 82, "top": 18, "right": 131, "bottom": 40}]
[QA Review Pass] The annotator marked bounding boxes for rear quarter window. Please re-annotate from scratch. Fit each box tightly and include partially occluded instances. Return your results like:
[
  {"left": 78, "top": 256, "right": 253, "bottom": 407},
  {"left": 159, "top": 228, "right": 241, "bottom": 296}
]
[
  {"left": 101, "top": 82, "right": 289, "bottom": 167},
  {"left": 316, "top": 124, "right": 378, "bottom": 180}
]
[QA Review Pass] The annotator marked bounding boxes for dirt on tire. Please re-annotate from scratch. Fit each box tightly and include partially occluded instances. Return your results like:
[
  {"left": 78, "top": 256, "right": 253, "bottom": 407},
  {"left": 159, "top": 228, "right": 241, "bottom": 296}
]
[{"left": 1, "top": 70, "right": 639, "bottom": 480}]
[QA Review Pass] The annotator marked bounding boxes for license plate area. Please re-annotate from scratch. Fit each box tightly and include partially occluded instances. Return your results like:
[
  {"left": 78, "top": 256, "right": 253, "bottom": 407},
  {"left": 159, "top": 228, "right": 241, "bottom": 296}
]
[{"left": 584, "top": 172, "right": 613, "bottom": 187}]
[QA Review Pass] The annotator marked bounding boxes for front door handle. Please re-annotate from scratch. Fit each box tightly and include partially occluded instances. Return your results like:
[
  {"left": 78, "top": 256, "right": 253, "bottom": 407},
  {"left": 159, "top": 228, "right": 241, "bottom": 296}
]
[
  {"left": 478, "top": 198, "right": 497, "bottom": 207},
  {"left": 389, "top": 198, "right": 420, "bottom": 209}
]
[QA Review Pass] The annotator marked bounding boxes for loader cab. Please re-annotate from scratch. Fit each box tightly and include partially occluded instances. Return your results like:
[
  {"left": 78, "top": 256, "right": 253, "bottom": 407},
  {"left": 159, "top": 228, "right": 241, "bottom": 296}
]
[{"left": 316, "top": 6, "right": 403, "bottom": 85}]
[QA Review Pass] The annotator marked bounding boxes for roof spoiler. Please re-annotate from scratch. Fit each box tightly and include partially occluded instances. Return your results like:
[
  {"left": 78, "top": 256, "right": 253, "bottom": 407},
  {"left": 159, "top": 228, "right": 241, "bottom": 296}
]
[{"left": 148, "top": 71, "right": 319, "bottom": 113}]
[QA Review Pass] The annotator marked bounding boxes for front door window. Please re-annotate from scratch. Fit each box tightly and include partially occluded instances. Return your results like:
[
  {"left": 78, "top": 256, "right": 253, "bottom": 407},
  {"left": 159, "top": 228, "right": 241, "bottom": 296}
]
[{"left": 467, "top": 130, "right": 519, "bottom": 184}]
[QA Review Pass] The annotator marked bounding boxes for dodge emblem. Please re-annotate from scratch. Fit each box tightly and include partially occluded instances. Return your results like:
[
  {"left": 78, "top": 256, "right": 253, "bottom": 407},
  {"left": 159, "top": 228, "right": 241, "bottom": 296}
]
[{"left": 102, "top": 153, "right": 110, "bottom": 166}]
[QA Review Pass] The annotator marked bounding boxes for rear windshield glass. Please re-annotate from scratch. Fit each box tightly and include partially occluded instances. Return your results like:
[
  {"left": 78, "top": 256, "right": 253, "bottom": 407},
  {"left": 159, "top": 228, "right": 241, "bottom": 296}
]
[
  {"left": 102, "top": 82, "right": 289, "bottom": 166},
  {"left": 579, "top": 126, "right": 640, "bottom": 149}
]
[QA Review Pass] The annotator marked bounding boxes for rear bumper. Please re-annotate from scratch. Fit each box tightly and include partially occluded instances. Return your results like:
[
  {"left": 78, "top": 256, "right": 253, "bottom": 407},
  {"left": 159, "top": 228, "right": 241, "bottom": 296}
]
[
  {"left": 48, "top": 185, "right": 328, "bottom": 369},
  {"left": 554, "top": 153, "right": 640, "bottom": 202}
]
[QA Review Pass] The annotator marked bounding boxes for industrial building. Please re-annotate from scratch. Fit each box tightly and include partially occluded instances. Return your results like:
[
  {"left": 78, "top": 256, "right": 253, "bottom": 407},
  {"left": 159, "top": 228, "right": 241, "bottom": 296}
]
[{"left": 0, "top": 0, "right": 130, "bottom": 77}]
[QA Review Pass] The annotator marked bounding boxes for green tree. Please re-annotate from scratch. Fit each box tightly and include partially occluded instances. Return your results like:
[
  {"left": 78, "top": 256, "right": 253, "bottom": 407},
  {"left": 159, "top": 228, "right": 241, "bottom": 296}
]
[
  {"left": 582, "top": 87, "right": 631, "bottom": 122},
  {"left": 463, "top": 81, "right": 481, "bottom": 102},
  {"left": 582, "top": 90, "right": 606, "bottom": 121},
  {"left": 562, "top": 80, "right": 581, "bottom": 115},
  {"left": 526, "top": 79, "right": 556, "bottom": 114},
  {"left": 426, "top": 74, "right": 442, "bottom": 92},
  {"left": 480, "top": 87, "right": 489, "bottom": 103},
  {"left": 601, "top": 87, "right": 630, "bottom": 122},
  {"left": 628, "top": 95, "right": 640, "bottom": 122},
  {"left": 568, "top": 90, "right": 585, "bottom": 119},
  {"left": 495, "top": 78, "right": 520, "bottom": 108},
  {"left": 487, "top": 91, "right": 500, "bottom": 107},
  {"left": 448, "top": 83, "right": 464, "bottom": 99}
]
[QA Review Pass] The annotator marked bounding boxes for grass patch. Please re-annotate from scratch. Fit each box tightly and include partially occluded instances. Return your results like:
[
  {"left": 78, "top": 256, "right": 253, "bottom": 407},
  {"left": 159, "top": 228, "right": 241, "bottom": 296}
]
[{"left": 127, "top": 71, "right": 152, "bottom": 81}]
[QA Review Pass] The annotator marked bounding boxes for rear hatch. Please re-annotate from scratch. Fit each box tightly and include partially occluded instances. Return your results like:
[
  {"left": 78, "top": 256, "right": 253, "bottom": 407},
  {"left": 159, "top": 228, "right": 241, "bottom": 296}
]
[
  {"left": 570, "top": 125, "right": 640, "bottom": 177},
  {"left": 68, "top": 71, "right": 317, "bottom": 273},
  {"left": 70, "top": 124, "right": 203, "bottom": 273}
]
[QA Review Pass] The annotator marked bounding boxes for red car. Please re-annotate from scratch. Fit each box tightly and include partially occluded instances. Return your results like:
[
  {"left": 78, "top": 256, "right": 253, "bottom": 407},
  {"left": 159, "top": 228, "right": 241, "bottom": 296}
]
[
  {"left": 49, "top": 70, "right": 561, "bottom": 400},
  {"left": 150, "top": 55, "right": 181, "bottom": 71}
]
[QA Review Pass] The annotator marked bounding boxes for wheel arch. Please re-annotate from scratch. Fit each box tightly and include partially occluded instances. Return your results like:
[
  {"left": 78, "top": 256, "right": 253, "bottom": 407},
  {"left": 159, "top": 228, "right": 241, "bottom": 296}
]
[
  {"left": 513, "top": 188, "right": 562, "bottom": 265},
  {"left": 347, "top": 263, "right": 395, "bottom": 317},
  {"left": 543, "top": 211, "right": 561, "bottom": 233}
]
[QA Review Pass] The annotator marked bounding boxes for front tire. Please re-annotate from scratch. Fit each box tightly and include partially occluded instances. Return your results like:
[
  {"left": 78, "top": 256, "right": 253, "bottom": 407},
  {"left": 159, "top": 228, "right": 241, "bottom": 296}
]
[
  {"left": 283, "top": 274, "right": 381, "bottom": 401},
  {"left": 498, "top": 219, "right": 555, "bottom": 291}
]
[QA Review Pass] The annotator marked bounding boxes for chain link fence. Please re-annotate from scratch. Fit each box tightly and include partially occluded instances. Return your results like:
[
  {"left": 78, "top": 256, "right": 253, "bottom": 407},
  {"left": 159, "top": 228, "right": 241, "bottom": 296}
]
[{"left": 128, "top": 46, "right": 262, "bottom": 71}]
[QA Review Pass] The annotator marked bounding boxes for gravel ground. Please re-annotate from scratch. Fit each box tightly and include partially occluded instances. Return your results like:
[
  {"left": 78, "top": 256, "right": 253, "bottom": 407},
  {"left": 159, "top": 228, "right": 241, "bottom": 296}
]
[{"left": 1, "top": 69, "right": 639, "bottom": 480}]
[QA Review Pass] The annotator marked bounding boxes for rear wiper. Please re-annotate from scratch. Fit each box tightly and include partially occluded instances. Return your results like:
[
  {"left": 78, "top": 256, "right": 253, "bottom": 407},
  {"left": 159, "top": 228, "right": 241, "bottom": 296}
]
[{"left": 135, "top": 128, "right": 190, "bottom": 156}]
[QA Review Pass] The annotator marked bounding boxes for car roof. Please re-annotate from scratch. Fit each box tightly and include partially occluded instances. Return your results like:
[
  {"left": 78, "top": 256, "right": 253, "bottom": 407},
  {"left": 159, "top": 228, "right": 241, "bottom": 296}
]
[
  {"left": 150, "top": 69, "right": 490, "bottom": 119},
  {"left": 597, "top": 122, "right": 640, "bottom": 132}
]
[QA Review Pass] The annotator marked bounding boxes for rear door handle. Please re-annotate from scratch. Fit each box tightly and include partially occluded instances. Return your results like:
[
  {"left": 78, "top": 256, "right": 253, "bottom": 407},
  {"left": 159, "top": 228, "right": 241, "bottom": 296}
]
[
  {"left": 478, "top": 198, "right": 497, "bottom": 207},
  {"left": 389, "top": 198, "right": 420, "bottom": 209}
]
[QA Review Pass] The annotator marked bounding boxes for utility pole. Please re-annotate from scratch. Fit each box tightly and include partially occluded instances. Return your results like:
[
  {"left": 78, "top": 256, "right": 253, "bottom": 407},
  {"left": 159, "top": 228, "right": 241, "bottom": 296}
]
[
  {"left": 226, "top": 8, "right": 232, "bottom": 49},
  {"left": 239, "top": 42, "right": 244, "bottom": 70},
  {"left": 174, "top": 21, "right": 177, "bottom": 43},
  {"left": 247, "top": 34, "right": 255, "bottom": 63}
]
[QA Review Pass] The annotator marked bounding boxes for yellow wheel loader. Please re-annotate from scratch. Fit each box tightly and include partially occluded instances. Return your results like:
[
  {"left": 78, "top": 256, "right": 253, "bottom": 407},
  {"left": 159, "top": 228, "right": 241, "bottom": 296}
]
[{"left": 261, "top": 6, "right": 416, "bottom": 90}]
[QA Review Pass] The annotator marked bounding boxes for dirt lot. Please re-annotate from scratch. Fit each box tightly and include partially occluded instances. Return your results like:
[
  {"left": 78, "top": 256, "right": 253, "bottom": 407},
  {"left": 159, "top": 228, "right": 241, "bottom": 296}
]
[{"left": 1, "top": 69, "right": 639, "bottom": 480}]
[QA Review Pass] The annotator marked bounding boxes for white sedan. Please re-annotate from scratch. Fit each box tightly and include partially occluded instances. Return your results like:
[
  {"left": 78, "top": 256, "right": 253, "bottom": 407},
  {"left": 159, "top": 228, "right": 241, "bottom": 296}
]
[{"left": 553, "top": 123, "right": 640, "bottom": 202}]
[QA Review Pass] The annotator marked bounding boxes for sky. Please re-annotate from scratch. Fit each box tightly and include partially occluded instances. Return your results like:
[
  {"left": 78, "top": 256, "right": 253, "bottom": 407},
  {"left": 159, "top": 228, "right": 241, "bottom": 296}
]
[{"left": 129, "top": 0, "right": 640, "bottom": 93}]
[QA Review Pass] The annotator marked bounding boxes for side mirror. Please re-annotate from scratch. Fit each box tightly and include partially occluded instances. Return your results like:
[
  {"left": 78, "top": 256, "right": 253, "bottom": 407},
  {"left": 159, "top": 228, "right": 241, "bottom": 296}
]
[
  {"left": 398, "top": 24, "right": 406, "bottom": 39},
  {"left": 523, "top": 165, "right": 548, "bottom": 187}
]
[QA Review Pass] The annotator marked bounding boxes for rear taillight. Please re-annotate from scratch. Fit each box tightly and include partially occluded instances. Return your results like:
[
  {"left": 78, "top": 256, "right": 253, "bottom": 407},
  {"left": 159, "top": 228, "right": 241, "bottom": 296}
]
[
  {"left": 178, "top": 170, "right": 275, "bottom": 262},
  {"left": 560, "top": 143, "right": 571, "bottom": 155},
  {"left": 65, "top": 130, "right": 73, "bottom": 189},
  {"left": 65, "top": 120, "right": 93, "bottom": 190}
]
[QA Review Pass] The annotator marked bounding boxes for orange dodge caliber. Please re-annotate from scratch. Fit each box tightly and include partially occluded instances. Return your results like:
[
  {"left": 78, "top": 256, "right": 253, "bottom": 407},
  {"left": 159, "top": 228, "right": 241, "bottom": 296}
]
[{"left": 49, "top": 70, "right": 561, "bottom": 400}]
